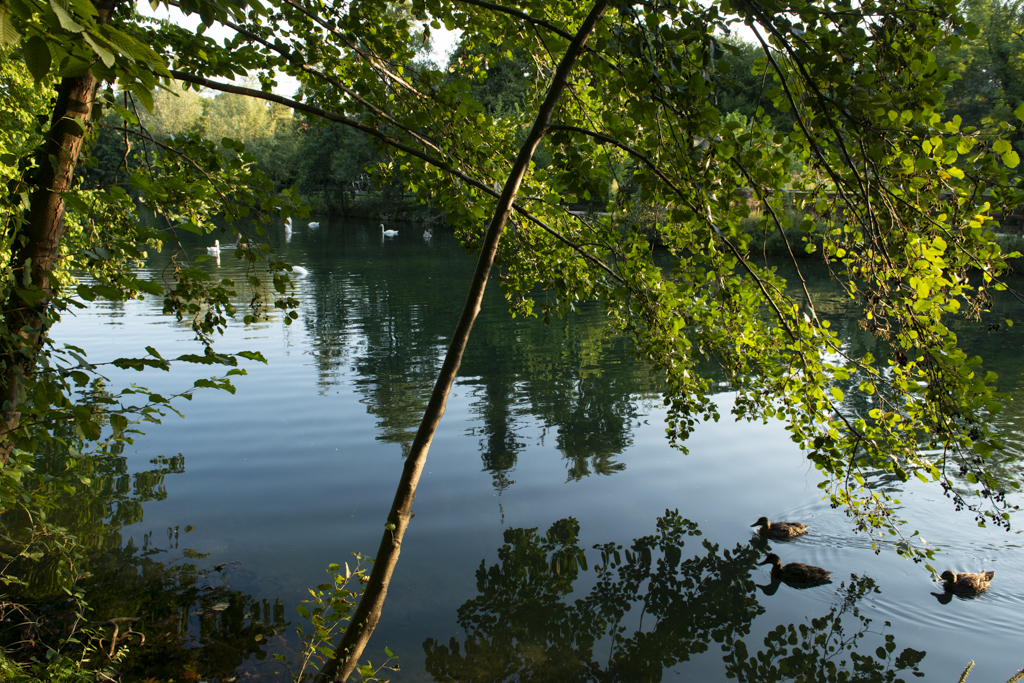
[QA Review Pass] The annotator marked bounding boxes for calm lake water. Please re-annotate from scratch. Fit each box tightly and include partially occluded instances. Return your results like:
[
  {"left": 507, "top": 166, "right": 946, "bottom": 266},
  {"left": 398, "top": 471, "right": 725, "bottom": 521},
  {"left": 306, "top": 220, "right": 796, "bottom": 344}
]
[{"left": 53, "top": 217, "right": 1024, "bottom": 681}]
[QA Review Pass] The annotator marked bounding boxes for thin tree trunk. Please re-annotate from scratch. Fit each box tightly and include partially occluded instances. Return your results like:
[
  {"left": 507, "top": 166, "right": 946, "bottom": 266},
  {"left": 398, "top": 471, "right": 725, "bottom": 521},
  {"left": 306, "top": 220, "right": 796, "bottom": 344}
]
[
  {"left": 0, "top": 9, "right": 111, "bottom": 465},
  {"left": 314, "top": 2, "right": 609, "bottom": 680}
]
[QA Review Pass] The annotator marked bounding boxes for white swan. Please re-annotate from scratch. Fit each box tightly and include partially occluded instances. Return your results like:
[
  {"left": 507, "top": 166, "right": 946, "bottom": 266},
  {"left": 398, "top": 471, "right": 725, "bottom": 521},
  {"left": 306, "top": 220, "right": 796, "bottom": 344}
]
[
  {"left": 284, "top": 217, "right": 292, "bottom": 233},
  {"left": 206, "top": 240, "right": 221, "bottom": 254},
  {"left": 309, "top": 221, "right": 320, "bottom": 228},
  {"left": 423, "top": 228, "right": 433, "bottom": 240},
  {"left": 382, "top": 223, "right": 398, "bottom": 237},
  {"left": 291, "top": 265, "right": 308, "bottom": 276}
]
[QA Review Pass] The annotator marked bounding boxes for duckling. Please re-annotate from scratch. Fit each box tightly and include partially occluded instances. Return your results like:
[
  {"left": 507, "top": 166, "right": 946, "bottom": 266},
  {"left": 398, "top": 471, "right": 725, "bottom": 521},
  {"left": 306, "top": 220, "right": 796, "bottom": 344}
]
[
  {"left": 751, "top": 516, "right": 808, "bottom": 539},
  {"left": 758, "top": 553, "right": 831, "bottom": 585},
  {"left": 940, "top": 570, "right": 994, "bottom": 594}
]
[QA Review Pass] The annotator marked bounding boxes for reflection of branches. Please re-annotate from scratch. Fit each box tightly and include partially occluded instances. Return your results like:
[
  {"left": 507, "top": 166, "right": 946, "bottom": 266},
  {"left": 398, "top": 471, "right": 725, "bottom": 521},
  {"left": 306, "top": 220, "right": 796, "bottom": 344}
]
[
  {"left": 424, "top": 511, "right": 762, "bottom": 682},
  {"left": 722, "top": 576, "right": 925, "bottom": 682},
  {"left": 425, "top": 513, "right": 930, "bottom": 682}
]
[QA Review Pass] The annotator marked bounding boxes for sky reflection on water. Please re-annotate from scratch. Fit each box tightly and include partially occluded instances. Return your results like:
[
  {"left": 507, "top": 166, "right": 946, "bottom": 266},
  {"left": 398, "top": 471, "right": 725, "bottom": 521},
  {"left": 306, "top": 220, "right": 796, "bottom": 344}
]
[{"left": 53, "top": 217, "right": 1024, "bottom": 681}]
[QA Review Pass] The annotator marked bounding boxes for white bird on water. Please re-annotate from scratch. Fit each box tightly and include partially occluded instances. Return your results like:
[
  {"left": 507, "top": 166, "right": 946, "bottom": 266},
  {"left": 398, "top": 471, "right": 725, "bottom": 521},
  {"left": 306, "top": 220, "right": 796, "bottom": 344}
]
[
  {"left": 206, "top": 240, "right": 221, "bottom": 254},
  {"left": 423, "top": 228, "right": 433, "bottom": 240},
  {"left": 291, "top": 265, "right": 308, "bottom": 276},
  {"left": 309, "top": 221, "right": 320, "bottom": 228},
  {"left": 382, "top": 224, "right": 398, "bottom": 237}
]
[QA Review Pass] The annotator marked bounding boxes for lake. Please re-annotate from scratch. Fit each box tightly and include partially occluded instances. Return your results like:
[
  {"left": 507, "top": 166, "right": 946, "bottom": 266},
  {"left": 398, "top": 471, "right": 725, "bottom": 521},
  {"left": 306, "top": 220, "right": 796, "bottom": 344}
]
[{"left": 50, "top": 217, "right": 1024, "bottom": 681}]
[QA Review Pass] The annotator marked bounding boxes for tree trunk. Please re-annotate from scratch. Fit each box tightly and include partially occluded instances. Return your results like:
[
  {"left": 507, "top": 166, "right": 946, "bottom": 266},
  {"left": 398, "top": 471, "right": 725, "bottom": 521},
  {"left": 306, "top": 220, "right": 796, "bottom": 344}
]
[
  {"left": 314, "top": 2, "right": 610, "bottom": 680},
  {"left": 0, "top": 7, "right": 111, "bottom": 465}
]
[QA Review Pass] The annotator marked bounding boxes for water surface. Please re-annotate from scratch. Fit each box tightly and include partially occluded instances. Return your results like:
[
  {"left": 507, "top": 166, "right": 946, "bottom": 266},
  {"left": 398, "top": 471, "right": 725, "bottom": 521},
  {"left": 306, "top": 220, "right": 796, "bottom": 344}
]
[{"left": 55, "top": 217, "right": 1024, "bottom": 681}]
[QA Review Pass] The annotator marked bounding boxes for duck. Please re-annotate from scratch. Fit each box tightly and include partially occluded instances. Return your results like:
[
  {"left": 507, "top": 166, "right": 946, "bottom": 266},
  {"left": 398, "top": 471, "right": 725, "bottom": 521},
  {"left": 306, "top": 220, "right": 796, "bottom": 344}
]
[
  {"left": 940, "top": 570, "right": 994, "bottom": 594},
  {"left": 309, "top": 221, "right": 320, "bottom": 228},
  {"left": 751, "top": 516, "right": 808, "bottom": 539},
  {"left": 206, "top": 240, "right": 221, "bottom": 255},
  {"left": 382, "top": 224, "right": 398, "bottom": 237},
  {"left": 758, "top": 553, "right": 831, "bottom": 585}
]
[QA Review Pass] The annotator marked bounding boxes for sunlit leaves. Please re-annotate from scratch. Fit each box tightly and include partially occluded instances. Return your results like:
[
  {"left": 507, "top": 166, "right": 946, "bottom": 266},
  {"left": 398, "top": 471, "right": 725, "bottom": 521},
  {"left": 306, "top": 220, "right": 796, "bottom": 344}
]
[
  {"left": 288, "top": 555, "right": 397, "bottom": 681},
  {"left": 0, "top": 6, "right": 21, "bottom": 46},
  {"left": 4, "top": 0, "right": 1022, "bottom": 561}
]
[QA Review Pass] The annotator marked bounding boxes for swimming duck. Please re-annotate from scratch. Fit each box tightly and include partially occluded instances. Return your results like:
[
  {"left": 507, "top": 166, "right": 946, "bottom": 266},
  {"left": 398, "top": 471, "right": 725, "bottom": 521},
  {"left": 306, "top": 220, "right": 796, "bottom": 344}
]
[
  {"left": 758, "top": 553, "right": 831, "bottom": 585},
  {"left": 940, "top": 570, "right": 994, "bottom": 594},
  {"left": 751, "top": 516, "right": 808, "bottom": 539}
]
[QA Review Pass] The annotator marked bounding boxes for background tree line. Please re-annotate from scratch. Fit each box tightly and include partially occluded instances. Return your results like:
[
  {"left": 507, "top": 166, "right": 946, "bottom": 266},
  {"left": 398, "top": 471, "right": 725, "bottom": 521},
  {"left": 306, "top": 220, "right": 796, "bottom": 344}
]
[{"left": 82, "top": 0, "right": 1023, "bottom": 225}]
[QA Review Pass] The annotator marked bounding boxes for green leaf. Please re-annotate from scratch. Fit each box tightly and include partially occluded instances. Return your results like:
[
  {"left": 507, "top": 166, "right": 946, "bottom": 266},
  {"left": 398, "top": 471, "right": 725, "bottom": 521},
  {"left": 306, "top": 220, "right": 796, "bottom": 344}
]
[
  {"left": 24, "top": 35, "right": 52, "bottom": 84},
  {"left": 15, "top": 287, "right": 49, "bottom": 305},
  {"left": 98, "top": 25, "right": 152, "bottom": 61},
  {"left": 109, "top": 413, "right": 128, "bottom": 437},
  {"left": 90, "top": 284, "right": 122, "bottom": 300},
  {"left": 136, "top": 279, "right": 164, "bottom": 296},
  {"left": 130, "top": 82, "right": 153, "bottom": 111},
  {"left": 110, "top": 103, "right": 139, "bottom": 125},
  {"left": 1002, "top": 150, "right": 1020, "bottom": 169},
  {"left": 49, "top": 0, "right": 85, "bottom": 33},
  {"left": 83, "top": 33, "right": 116, "bottom": 67},
  {"left": 0, "top": 6, "right": 22, "bottom": 45}
]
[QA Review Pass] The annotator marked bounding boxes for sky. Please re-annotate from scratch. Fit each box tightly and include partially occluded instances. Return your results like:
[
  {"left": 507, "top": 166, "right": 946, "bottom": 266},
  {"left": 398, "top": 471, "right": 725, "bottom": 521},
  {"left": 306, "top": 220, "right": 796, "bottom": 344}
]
[{"left": 143, "top": 3, "right": 460, "bottom": 98}]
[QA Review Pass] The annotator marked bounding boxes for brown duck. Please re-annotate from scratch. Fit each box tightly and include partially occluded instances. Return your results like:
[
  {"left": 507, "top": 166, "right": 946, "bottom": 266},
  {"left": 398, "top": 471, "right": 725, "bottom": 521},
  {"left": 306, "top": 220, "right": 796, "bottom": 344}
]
[
  {"left": 759, "top": 553, "right": 831, "bottom": 585},
  {"left": 940, "top": 570, "right": 995, "bottom": 594},
  {"left": 751, "top": 516, "right": 808, "bottom": 539}
]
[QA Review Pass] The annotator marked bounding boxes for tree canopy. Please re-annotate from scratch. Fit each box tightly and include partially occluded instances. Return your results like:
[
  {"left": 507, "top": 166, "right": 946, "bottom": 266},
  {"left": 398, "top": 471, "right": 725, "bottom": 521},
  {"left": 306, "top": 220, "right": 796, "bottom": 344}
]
[{"left": 2, "top": 0, "right": 1024, "bottom": 676}]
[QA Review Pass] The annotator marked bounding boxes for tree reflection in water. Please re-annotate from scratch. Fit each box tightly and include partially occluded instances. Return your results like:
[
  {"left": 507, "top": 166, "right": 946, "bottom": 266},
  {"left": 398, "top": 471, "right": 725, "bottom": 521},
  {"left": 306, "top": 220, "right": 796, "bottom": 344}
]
[
  {"left": 0, "top": 433, "right": 292, "bottom": 681},
  {"left": 724, "top": 577, "right": 926, "bottom": 682},
  {"left": 89, "top": 549, "right": 290, "bottom": 681},
  {"left": 424, "top": 511, "right": 925, "bottom": 682}
]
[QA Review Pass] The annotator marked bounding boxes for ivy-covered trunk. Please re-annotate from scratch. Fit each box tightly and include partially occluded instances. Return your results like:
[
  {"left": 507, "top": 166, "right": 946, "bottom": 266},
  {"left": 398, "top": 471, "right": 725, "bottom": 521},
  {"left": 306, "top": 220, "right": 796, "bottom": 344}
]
[{"left": 0, "top": 4, "right": 110, "bottom": 465}]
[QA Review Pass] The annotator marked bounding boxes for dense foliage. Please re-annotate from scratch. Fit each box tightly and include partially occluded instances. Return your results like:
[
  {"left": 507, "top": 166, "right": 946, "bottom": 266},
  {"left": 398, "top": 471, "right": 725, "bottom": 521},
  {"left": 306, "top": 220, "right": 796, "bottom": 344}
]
[{"left": 0, "top": 0, "right": 1023, "bottom": 677}]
